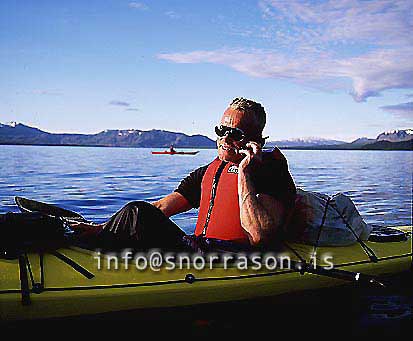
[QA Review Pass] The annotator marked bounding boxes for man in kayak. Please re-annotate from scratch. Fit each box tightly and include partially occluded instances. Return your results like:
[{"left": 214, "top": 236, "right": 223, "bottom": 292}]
[
  {"left": 169, "top": 144, "right": 176, "bottom": 153},
  {"left": 72, "top": 97, "right": 296, "bottom": 252}
]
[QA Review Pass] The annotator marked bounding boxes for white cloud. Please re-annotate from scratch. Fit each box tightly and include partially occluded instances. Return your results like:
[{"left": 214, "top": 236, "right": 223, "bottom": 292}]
[
  {"left": 164, "top": 11, "right": 181, "bottom": 19},
  {"left": 259, "top": 0, "right": 412, "bottom": 47},
  {"left": 158, "top": 0, "right": 413, "bottom": 102},
  {"left": 128, "top": 2, "right": 148, "bottom": 10},
  {"left": 159, "top": 47, "right": 413, "bottom": 102},
  {"left": 342, "top": 49, "right": 413, "bottom": 102}
]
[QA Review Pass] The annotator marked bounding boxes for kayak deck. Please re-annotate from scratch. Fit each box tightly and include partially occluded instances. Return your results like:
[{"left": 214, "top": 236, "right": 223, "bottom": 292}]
[{"left": 1, "top": 226, "right": 411, "bottom": 321}]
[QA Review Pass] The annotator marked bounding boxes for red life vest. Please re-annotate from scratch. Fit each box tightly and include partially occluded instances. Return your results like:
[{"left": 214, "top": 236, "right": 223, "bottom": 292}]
[
  {"left": 194, "top": 158, "right": 249, "bottom": 243},
  {"left": 194, "top": 148, "right": 287, "bottom": 243}
]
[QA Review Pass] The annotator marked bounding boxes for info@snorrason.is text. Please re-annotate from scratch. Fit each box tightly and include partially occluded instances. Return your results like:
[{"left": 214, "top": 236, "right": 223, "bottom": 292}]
[{"left": 93, "top": 249, "right": 335, "bottom": 272}]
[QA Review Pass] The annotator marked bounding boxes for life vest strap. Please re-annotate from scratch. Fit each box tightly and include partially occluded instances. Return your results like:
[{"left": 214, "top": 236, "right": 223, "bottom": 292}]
[{"left": 201, "top": 161, "right": 228, "bottom": 236}]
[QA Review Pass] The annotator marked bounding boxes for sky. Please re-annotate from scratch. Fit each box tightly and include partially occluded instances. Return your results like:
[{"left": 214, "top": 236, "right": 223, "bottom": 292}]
[{"left": 1, "top": 0, "right": 412, "bottom": 142}]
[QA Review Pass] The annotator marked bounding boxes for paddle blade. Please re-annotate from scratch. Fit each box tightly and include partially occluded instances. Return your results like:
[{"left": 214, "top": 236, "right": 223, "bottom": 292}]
[{"left": 15, "top": 196, "right": 86, "bottom": 222}]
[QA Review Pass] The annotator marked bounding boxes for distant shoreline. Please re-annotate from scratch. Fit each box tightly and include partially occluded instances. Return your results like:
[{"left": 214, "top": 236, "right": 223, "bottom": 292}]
[
  {"left": 0, "top": 143, "right": 214, "bottom": 150},
  {"left": 1, "top": 142, "right": 411, "bottom": 151},
  {"left": 1, "top": 123, "right": 412, "bottom": 151}
]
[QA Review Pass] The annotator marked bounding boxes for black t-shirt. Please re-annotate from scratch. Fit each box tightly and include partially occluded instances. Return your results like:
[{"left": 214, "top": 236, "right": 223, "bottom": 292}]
[{"left": 174, "top": 151, "right": 296, "bottom": 209}]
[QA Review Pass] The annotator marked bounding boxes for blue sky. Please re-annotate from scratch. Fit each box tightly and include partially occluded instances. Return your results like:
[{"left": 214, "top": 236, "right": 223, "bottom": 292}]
[{"left": 1, "top": 0, "right": 412, "bottom": 141}]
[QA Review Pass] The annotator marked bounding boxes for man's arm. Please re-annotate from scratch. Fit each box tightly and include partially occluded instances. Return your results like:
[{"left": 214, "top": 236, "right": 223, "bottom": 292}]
[
  {"left": 152, "top": 163, "right": 209, "bottom": 217},
  {"left": 151, "top": 192, "right": 192, "bottom": 218},
  {"left": 153, "top": 163, "right": 209, "bottom": 219},
  {"left": 238, "top": 142, "right": 289, "bottom": 246},
  {"left": 238, "top": 171, "right": 286, "bottom": 246}
]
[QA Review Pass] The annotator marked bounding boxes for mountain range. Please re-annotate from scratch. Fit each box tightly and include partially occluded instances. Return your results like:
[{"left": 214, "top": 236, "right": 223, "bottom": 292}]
[
  {"left": 0, "top": 122, "right": 215, "bottom": 148},
  {"left": 269, "top": 131, "right": 412, "bottom": 150},
  {"left": 0, "top": 122, "right": 412, "bottom": 150}
]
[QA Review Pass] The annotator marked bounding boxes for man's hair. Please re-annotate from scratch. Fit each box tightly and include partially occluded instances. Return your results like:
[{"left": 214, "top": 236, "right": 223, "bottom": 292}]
[{"left": 229, "top": 97, "right": 266, "bottom": 133}]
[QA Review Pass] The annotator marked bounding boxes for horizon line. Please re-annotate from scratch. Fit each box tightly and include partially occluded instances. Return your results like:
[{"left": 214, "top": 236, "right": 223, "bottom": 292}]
[{"left": 2, "top": 121, "right": 412, "bottom": 143}]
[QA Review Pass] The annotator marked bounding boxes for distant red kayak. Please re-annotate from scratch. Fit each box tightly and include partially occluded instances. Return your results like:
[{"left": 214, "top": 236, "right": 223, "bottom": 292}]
[{"left": 151, "top": 151, "right": 199, "bottom": 155}]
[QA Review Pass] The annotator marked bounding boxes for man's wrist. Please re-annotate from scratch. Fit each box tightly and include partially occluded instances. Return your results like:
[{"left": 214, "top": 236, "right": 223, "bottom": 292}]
[{"left": 240, "top": 191, "right": 256, "bottom": 206}]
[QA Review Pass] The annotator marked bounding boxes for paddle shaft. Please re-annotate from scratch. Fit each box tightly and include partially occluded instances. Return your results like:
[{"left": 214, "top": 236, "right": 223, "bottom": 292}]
[{"left": 291, "top": 260, "right": 385, "bottom": 287}]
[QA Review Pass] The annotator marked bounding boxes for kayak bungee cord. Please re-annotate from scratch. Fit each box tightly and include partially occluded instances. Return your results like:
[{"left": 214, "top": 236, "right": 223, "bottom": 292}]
[
  {"left": 24, "top": 253, "right": 43, "bottom": 293},
  {"left": 51, "top": 251, "right": 95, "bottom": 279},
  {"left": 334, "top": 207, "right": 378, "bottom": 262},
  {"left": 39, "top": 253, "right": 45, "bottom": 293},
  {"left": 309, "top": 197, "right": 331, "bottom": 267},
  {"left": 17, "top": 250, "right": 95, "bottom": 305},
  {"left": 18, "top": 254, "right": 31, "bottom": 306},
  {"left": 308, "top": 195, "right": 378, "bottom": 265}
]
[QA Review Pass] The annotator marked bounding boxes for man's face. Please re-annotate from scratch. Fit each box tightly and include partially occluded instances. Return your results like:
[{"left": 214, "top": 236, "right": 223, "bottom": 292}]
[{"left": 216, "top": 108, "right": 261, "bottom": 163}]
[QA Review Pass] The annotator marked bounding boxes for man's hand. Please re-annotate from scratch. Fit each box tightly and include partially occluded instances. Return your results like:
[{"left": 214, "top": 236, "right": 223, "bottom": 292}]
[{"left": 238, "top": 141, "right": 263, "bottom": 174}]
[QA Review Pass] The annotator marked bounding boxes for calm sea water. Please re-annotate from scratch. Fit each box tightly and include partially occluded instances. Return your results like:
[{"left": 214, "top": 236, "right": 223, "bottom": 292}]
[{"left": 0, "top": 145, "right": 411, "bottom": 233}]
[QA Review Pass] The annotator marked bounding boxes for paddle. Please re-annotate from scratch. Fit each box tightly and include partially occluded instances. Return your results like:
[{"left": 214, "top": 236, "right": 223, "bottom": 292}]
[
  {"left": 14, "top": 196, "right": 386, "bottom": 287},
  {"left": 289, "top": 259, "right": 385, "bottom": 287},
  {"left": 15, "top": 196, "right": 88, "bottom": 223}
]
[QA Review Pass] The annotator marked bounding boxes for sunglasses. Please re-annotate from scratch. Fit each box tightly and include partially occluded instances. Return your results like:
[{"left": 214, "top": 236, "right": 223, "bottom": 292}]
[{"left": 215, "top": 125, "right": 246, "bottom": 141}]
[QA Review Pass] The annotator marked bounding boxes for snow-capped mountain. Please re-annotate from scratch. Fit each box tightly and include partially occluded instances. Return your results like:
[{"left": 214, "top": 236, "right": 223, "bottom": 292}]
[
  {"left": 268, "top": 137, "right": 346, "bottom": 148},
  {"left": 376, "top": 129, "right": 413, "bottom": 142},
  {"left": 0, "top": 121, "right": 18, "bottom": 128}
]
